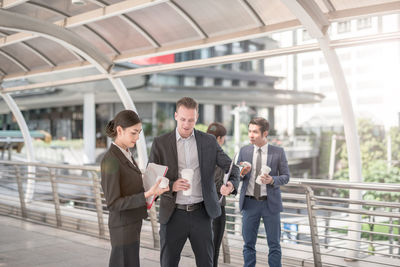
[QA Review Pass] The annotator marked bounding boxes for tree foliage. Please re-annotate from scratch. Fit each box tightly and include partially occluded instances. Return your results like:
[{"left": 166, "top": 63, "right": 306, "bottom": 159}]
[{"left": 334, "top": 118, "right": 400, "bottom": 249}]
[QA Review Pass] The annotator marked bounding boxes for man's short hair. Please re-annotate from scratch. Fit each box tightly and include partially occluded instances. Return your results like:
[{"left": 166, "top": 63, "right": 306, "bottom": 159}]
[
  {"left": 176, "top": 97, "right": 198, "bottom": 112},
  {"left": 249, "top": 117, "right": 269, "bottom": 133}
]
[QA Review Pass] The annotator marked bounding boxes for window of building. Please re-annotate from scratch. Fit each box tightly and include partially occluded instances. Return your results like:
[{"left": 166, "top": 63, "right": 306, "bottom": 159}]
[
  {"left": 215, "top": 105, "right": 222, "bottom": 123},
  {"left": 195, "top": 76, "right": 204, "bottom": 86},
  {"left": 232, "top": 42, "right": 243, "bottom": 54},
  {"left": 302, "top": 59, "right": 314, "bottom": 67},
  {"left": 357, "top": 17, "right": 372, "bottom": 30},
  {"left": 198, "top": 104, "right": 204, "bottom": 124},
  {"left": 302, "top": 73, "right": 314, "bottom": 80},
  {"left": 240, "top": 61, "right": 251, "bottom": 71},
  {"left": 248, "top": 81, "right": 256, "bottom": 87},
  {"left": 222, "top": 64, "right": 232, "bottom": 70},
  {"left": 302, "top": 29, "right": 311, "bottom": 41},
  {"left": 319, "top": 72, "right": 329, "bottom": 79},
  {"left": 232, "top": 79, "right": 240, "bottom": 86},
  {"left": 337, "top": 21, "right": 351, "bottom": 33},
  {"left": 319, "top": 86, "right": 333, "bottom": 93},
  {"left": 214, "top": 78, "right": 223, "bottom": 86},
  {"left": 177, "top": 75, "right": 184, "bottom": 86},
  {"left": 200, "top": 48, "right": 210, "bottom": 59},
  {"left": 215, "top": 45, "right": 228, "bottom": 57}
]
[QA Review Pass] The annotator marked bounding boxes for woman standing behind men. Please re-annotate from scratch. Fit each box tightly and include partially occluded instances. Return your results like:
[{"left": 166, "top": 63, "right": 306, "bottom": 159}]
[
  {"left": 101, "top": 110, "right": 169, "bottom": 267},
  {"left": 207, "top": 122, "right": 228, "bottom": 267}
]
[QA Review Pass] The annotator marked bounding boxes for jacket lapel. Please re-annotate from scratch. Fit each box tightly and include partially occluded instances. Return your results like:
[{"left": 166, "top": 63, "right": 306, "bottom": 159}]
[
  {"left": 168, "top": 131, "right": 178, "bottom": 176},
  {"left": 194, "top": 130, "right": 202, "bottom": 166},
  {"left": 247, "top": 145, "right": 254, "bottom": 164},
  {"left": 267, "top": 144, "right": 273, "bottom": 167},
  {"left": 110, "top": 144, "right": 141, "bottom": 174},
  {"left": 246, "top": 145, "right": 254, "bottom": 179}
]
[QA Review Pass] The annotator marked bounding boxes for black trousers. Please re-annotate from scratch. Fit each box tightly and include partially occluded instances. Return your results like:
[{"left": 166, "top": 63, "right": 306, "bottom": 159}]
[
  {"left": 109, "top": 220, "right": 142, "bottom": 267},
  {"left": 160, "top": 205, "right": 214, "bottom": 267},
  {"left": 212, "top": 206, "right": 226, "bottom": 267}
]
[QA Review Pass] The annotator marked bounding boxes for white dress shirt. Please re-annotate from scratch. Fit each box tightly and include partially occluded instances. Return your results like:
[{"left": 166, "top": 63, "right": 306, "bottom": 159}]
[
  {"left": 112, "top": 142, "right": 133, "bottom": 165},
  {"left": 245, "top": 143, "right": 268, "bottom": 197},
  {"left": 175, "top": 128, "right": 203, "bottom": 205}
]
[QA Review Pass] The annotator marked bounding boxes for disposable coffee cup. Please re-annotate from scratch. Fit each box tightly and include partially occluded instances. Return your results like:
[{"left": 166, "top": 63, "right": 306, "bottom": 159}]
[
  {"left": 261, "top": 165, "right": 271, "bottom": 175},
  {"left": 181, "top": 168, "right": 194, "bottom": 196},
  {"left": 256, "top": 175, "right": 263, "bottom": 185},
  {"left": 239, "top": 161, "right": 252, "bottom": 176},
  {"left": 156, "top": 176, "right": 169, "bottom": 189}
]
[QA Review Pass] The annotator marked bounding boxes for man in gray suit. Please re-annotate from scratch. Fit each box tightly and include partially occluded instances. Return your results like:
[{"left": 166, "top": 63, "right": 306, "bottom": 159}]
[
  {"left": 238, "top": 117, "right": 290, "bottom": 267},
  {"left": 149, "top": 97, "right": 239, "bottom": 267}
]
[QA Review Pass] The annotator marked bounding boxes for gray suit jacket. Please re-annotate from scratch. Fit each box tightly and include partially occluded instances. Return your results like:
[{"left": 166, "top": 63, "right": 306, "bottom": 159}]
[
  {"left": 149, "top": 129, "right": 240, "bottom": 224},
  {"left": 237, "top": 144, "right": 290, "bottom": 214}
]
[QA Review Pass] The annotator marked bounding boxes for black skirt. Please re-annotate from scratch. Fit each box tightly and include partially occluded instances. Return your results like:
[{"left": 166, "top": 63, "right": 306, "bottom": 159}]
[{"left": 109, "top": 220, "right": 142, "bottom": 267}]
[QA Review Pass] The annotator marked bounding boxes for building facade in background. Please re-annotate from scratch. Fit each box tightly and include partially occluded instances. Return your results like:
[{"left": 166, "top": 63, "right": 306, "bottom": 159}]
[{"left": 266, "top": 14, "right": 400, "bottom": 134}]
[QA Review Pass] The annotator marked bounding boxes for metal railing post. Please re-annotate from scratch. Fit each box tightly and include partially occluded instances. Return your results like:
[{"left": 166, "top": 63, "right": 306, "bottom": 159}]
[
  {"left": 91, "top": 171, "right": 105, "bottom": 237},
  {"left": 222, "top": 229, "right": 231, "bottom": 263},
  {"left": 305, "top": 186, "right": 322, "bottom": 267},
  {"left": 14, "top": 165, "right": 27, "bottom": 218},
  {"left": 49, "top": 168, "right": 62, "bottom": 227},
  {"left": 149, "top": 204, "right": 159, "bottom": 248}
]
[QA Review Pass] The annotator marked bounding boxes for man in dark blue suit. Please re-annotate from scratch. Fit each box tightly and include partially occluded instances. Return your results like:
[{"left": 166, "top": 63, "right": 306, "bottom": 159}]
[
  {"left": 149, "top": 97, "right": 239, "bottom": 267},
  {"left": 237, "top": 117, "right": 290, "bottom": 267}
]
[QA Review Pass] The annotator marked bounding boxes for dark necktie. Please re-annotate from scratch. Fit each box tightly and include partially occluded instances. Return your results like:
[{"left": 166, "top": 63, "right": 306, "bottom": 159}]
[{"left": 254, "top": 148, "right": 262, "bottom": 198}]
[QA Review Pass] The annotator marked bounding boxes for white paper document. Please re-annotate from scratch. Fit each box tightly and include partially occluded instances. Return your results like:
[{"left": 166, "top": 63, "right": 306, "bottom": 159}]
[
  {"left": 143, "top": 163, "right": 168, "bottom": 209},
  {"left": 219, "top": 154, "right": 237, "bottom": 203}
]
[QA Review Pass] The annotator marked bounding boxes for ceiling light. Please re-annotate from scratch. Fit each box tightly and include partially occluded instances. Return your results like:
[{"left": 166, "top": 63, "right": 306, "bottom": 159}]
[{"left": 71, "top": 0, "right": 87, "bottom": 5}]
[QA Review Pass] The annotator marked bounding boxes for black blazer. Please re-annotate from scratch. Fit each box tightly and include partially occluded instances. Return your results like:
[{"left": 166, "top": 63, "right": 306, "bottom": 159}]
[
  {"left": 149, "top": 129, "right": 239, "bottom": 224},
  {"left": 101, "top": 144, "right": 148, "bottom": 229}
]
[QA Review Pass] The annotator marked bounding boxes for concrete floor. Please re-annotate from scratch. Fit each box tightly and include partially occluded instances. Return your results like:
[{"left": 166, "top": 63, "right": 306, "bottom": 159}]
[{"left": 0, "top": 215, "right": 230, "bottom": 267}]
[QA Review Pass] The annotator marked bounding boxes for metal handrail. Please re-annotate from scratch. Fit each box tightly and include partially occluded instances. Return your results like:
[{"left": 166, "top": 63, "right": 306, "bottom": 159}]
[
  {"left": 1, "top": 160, "right": 400, "bottom": 267},
  {"left": 289, "top": 178, "right": 400, "bottom": 192}
]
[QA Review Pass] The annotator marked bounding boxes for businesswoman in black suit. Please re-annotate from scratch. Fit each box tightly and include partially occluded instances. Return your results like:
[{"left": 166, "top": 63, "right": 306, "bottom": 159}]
[{"left": 101, "top": 110, "right": 168, "bottom": 267}]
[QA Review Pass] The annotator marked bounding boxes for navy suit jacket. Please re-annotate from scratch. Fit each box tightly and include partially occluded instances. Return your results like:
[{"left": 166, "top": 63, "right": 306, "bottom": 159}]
[
  {"left": 237, "top": 144, "right": 290, "bottom": 214},
  {"left": 149, "top": 129, "right": 240, "bottom": 224}
]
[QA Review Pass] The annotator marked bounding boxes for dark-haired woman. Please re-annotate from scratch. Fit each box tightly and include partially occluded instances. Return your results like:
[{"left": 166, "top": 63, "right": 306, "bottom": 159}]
[
  {"left": 207, "top": 122, "right": 228, "bottom": 267},
  {"left": 101, "top": 110, "right": 169, "bottom": 267}
]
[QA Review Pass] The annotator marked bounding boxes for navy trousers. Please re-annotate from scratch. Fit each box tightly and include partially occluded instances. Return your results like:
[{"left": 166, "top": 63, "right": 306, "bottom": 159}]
[{"left": 242, "top": 197, "right": 281, "bottom": 267}]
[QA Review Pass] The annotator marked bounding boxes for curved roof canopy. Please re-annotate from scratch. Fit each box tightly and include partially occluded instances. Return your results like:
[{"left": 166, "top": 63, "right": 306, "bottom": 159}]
[{"left": 0, "top": 0, "right": 399, "bottom": 87}]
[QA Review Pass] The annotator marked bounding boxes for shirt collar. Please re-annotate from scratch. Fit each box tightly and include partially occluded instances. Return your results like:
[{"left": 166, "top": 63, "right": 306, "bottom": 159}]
[
  {"left": 176, "top": 127, "right": 195, "bottom": 141},
  {"left": 254, "top": 142, "right": 268, "bottom": 152},
  {"left": 112, "top": 142, "right": 132, "bottom": 158}
]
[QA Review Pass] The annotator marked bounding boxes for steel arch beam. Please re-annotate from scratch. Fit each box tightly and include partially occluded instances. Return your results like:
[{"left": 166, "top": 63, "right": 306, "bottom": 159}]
[
  {"left": 167, "top": 0, "right": 208, "bottom": 39},
  {"left": 0, "top": 0, "right": 28, "bottom": 9},
  {"left": 0, "top": 92, "right": 35, "bottom": 201},
  {"left": 0, "top": 49, "right": 29, "bottom": 72},
  {"left": 108, "top": 77, "right": 148, "bottom": 168},
  {"left": 239, "top": 0, "right": 265, "bottom": 26},
  {"left": 21, "top": 42, "right": 56, "bottom": 67},
  {"left": 0, "top": 9, "right": 113, "bottom": 73},
  {"left": 25, "top": 1, "right": 121, "bottom": 55},
  {"left": 0, "top": 9, "right": 149, "bottom": 170},
  {"left": 281, "top": 0, "right": 362, "bottom": 261},
  {"left": 0, "top": 30, "right": 56, "bottom": 67}
]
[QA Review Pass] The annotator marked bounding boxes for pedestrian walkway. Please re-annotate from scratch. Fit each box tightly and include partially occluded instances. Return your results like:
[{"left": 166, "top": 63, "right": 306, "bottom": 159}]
[{"left": 0, "top": 215, "right": 232, "bottom": 267}]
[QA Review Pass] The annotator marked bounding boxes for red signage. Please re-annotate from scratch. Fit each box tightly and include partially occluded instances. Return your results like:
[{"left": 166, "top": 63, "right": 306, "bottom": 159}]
[{"left": 131, "top": 54, "right": 175, "bottom": 65}]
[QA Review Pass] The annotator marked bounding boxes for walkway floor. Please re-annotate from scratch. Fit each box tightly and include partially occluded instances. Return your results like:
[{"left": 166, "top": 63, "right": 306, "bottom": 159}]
[{"left": 0, "top": 215, "right": 232, "bottom": 267}]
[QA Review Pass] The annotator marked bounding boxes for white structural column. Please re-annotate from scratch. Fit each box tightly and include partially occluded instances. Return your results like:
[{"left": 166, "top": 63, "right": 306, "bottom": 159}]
[
  {"left": 83, "top": 93, "right": 96, "bottom": 164},
  {"left": 0, "top": 10, "right": 149, "bottom": 169},
  {"left": 108, "top": 77, "right": 148, "bottom": 169},
  {"left": 281, "top": 0, "right": 362, "bottom": 260},
  {"left": 0, "top": 93, "right": 35, "bottom": 201}
]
